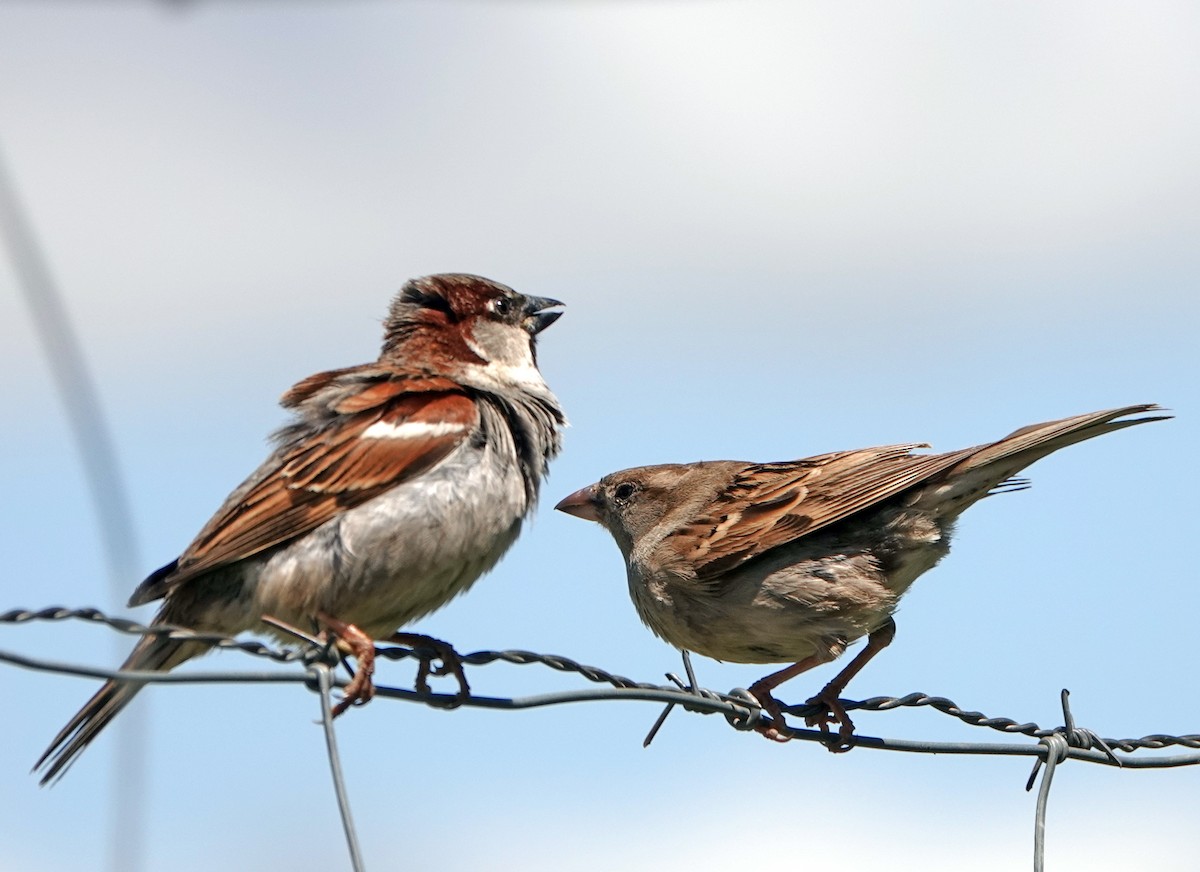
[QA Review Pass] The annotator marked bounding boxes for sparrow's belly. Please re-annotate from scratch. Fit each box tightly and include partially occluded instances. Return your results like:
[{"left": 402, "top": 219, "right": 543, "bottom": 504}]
[
  {"left": 633, "top": 512, "right": 952, "bottom": 665},
  {"left": 246, "top": 444, "right": 529, "bottom": 639},
  {"left": 633, "top": 557, "right": 896, "bottom": 664}
]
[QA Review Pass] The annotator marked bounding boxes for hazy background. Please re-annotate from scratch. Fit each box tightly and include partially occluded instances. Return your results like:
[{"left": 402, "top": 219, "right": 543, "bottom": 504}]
[{"left": 1, "top": 2, "right": 1197, "bottom": 870}]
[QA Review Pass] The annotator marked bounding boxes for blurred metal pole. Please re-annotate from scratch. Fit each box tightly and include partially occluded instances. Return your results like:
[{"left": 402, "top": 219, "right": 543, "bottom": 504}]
[{"left": 0, "top": 140, "right": 147, "bottom": 872}]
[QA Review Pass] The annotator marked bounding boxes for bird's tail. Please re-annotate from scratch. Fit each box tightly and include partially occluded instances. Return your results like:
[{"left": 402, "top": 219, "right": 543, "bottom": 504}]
[
  {"left": 34, "top": 630, "right": 208, "bottom": 785},
  {"left": 922, "top": 403, "right": 1169, "bottom": 512}
]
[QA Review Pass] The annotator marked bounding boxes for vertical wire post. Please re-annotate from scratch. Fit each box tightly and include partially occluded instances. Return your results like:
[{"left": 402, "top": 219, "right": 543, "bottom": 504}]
[
  {"left": 315, "top": 663, "right": 366, "bottom": 872},
  {"left": 1030, "top": 733, "right": 1067, "bottom": 872}
]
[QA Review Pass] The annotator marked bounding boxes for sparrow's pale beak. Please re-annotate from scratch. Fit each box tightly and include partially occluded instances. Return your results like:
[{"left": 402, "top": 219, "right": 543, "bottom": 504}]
[
  {"left": 555, "top": 484, "right": 601, "bottom": 522},
  {"left": 522, "top": 295, "right": 564, "bottom": 335}
]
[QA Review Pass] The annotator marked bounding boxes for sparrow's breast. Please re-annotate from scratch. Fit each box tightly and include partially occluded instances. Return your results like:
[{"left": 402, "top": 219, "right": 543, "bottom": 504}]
[{"left": 250, "top": 427, "right": 533, "bottom": 639}]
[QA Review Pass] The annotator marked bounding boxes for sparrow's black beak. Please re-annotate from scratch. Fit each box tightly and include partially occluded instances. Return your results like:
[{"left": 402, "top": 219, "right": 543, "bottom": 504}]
[
  {"left": 522, "top": 295, "right": 564, "bottom": 335},
  {"left": 555, "top": 484, "right": 601, "bottom": 522}
]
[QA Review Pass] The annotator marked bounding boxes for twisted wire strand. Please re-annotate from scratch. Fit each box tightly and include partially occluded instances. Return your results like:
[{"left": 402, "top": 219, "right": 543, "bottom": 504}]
[
  {"left": 5, "top": 605, "right": 1199, "bottom": 760},
  {"left": 0, "top": 606, "right": 314, "bottom": 664},
  {"left": 780, "top": 693, "right": 1200, "bottom": 752}
]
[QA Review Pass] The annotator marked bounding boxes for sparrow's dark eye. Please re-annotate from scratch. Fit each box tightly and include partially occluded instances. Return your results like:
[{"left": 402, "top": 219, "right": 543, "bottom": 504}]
[
  {"left": 490, "top": 296, "right": 513, "bottom": 317},
  {"left": 613, "top": 482, "right": 637, "bottom": 502}
]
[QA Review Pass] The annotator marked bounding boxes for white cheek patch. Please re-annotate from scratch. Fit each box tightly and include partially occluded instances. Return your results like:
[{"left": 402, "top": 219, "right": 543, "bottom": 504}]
[
  {"left": 361, "top": 420, "right": 467, "bottom": 440},
  {"left": 463, "top": 321, "right": 556, "bottom": 396}
]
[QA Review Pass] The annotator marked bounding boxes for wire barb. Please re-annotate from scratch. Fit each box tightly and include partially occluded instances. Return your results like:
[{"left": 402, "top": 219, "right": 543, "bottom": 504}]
[
  {"left": 643, "top": 650, "right": 701, "bottom": 747},
  {"left": 1024, "top": 691, "right": 1110, "bottom": 872}
]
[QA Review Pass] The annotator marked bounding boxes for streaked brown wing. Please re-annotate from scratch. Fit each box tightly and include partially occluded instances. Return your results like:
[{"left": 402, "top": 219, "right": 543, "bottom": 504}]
[
  {"left": 169, "top": 387, "right": 478, "bottom": 583},
  {"left": 679, "top": 443, "right": 971, "bottom": 579}
]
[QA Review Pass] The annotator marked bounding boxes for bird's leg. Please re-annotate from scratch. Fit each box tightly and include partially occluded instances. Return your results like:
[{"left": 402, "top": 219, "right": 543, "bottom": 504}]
[
  {"left": 386, "top": 631, "right": 471, "bottom": 708},
  {"left": 748, "top": 654, "right": 828, "bottom": 743},
  {"left": 804, "top": 617, "right": 896, "bottom": 752},
  {"left": 316, "top": 612, "right": 378, "bottom": 718}
]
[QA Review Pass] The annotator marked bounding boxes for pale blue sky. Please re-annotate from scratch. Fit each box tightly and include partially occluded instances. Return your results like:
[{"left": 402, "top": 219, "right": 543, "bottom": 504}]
[{"left": 1, "top": 3, "right": 1198, "bottom": 870}]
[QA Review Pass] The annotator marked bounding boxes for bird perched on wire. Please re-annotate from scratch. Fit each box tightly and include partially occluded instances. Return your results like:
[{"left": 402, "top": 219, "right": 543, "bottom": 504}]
[
  {"left": 555, "top": 404, "right": 1167, "bottom": 748},
  {"left": 37, "top": 273, "right": 567, "bottom": 783}
]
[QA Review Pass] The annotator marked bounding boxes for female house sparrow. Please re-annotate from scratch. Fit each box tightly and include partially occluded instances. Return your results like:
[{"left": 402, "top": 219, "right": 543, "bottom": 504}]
[
  {"left": 37, "top": 273, "right": 566, "bottom": 783},
  {"left": 556, "top": 405, "right": 1166, "bottom": 748}
]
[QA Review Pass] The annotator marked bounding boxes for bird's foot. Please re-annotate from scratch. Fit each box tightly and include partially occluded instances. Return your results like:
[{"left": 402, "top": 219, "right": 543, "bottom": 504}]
[
  {"left": 803, "top": 686, "right": 856, "bottom": 752},
  {"left": 316, "top": 612, "right": 378, "bottom": 718},
  {"left": 387, "top": 631, "right": 470, "bottom": 708},
  {"left": 747, "top": 680, "right": 793, "bottom": 743}
]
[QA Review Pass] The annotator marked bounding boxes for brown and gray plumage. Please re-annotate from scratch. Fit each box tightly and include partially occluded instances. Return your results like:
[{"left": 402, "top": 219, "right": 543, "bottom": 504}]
[
  {"left": 36, "top": 274, "right": 567, "bottom": 783},
  {"left": 555, "top": 404, "right": 1168, "bottom": 747}
]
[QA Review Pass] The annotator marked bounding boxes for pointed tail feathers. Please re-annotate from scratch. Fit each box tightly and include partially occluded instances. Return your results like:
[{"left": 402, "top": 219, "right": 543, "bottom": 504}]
[
  {"left": 35, "top": 633, "right": 207, "bottom": 785},
  {"left": 926, "top": 404, "right": 1169, "bottom": 511}
]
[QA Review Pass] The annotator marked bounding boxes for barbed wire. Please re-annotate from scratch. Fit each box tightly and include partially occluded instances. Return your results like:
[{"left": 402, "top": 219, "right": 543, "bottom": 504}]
[{"left": 4, "top": 605, "right": 1199, "bottom": 872}]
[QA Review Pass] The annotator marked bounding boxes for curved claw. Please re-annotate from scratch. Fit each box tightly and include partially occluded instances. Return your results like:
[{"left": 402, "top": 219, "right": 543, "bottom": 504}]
[
  {"left": 804, "top": 688, "right": 856, "bottom": 752},
  {"left": 316, "top": 612, "right": 378, "bottom": 719},
  {"left": 388, "top": 631, "right": 470, "bottom": 708},
  {"left": 333, "top": 661, "right": 377, "bottom": 717},
  {"left": 747, "top": 680, "right": 794, "bottom": 743}
]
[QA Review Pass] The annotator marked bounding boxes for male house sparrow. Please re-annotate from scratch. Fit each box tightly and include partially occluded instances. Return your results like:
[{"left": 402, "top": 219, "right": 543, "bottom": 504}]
[
  {"left": 37, "top": 273, "right": 566, "bottom": 783},
  {"left": 556, "top": 405, "right": 1166, "bottom": 748}
]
